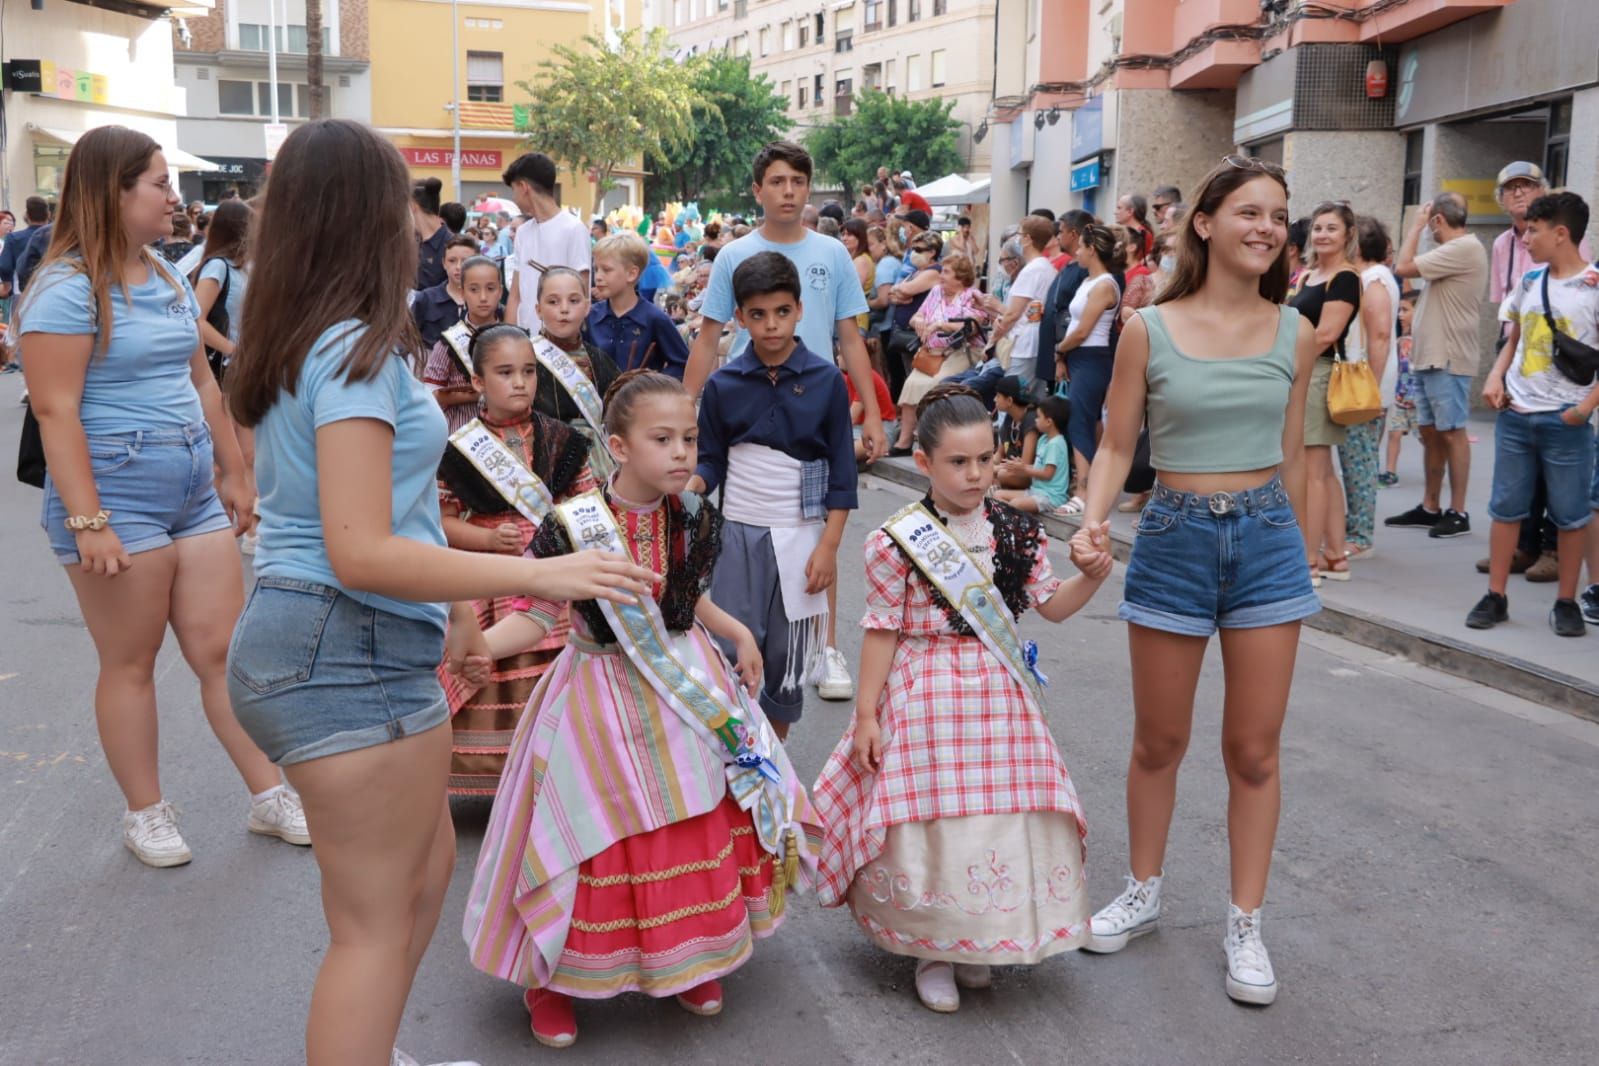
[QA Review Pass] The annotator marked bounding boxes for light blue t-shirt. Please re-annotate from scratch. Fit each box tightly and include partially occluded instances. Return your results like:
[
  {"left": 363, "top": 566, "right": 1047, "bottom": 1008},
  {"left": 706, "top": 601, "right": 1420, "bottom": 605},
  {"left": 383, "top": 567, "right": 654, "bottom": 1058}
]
[
  {"left": 18, "top": 257, "right": 204, "bottom": 435},
  {"left": 197, "top": 257, "right": 248, "bottom": 345},
  {"left": 870, "top": 255, "right": 900, "bottom": 333},
  {"left": 700, "top": 228, "right": 870, "bottom": 358},
  {"left": 1032, "top": 433, "right": 1071, "bottom": 509},
  {"left": 254, "top": 321, "right": 450, "bottom": 630}
]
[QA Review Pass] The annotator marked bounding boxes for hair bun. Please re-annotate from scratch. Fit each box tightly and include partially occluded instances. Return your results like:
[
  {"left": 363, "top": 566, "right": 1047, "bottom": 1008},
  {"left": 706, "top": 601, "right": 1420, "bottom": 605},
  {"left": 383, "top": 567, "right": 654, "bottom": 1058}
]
[{"left": 914, "top": 380, "right": 983, "bottom": 421}]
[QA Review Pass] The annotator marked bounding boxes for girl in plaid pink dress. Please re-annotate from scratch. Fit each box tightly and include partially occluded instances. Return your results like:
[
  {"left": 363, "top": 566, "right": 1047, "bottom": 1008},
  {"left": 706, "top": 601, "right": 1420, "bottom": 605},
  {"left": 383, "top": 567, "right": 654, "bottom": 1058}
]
[{"left": 813, "top": 384, "right": 1111, "bottom": 1014}]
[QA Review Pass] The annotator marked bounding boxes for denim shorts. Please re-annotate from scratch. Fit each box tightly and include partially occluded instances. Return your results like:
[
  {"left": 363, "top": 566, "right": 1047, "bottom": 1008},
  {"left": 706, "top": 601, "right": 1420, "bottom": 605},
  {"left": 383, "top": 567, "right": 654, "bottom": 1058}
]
[
  {"left": 227, "top": 578, "right": 449, "bottom": 765},
  {"left": 40, "top": 423, "right": 231, "bottom": 565},
  {"left": 1488, "top": 408, "right": 1596, "bottom": 530},
  {"left": 1412, "top": 369, "right": 1473, "bottom": 431},
  {"left": 1119, "top": 478, "right": 1322, "bottom": 638}
]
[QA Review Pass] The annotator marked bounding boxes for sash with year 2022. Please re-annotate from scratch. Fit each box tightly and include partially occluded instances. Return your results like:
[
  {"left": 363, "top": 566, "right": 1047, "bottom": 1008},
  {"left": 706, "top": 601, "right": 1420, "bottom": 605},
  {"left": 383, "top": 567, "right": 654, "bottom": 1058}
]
[
  {"left": 532, "top": 335, "right": 616, "bottom": 480},
  {"left": 448, "top": 419, "right": 555, "bottom": 524},
  {"left": 442, "top": 320, "right": 475, "bottom": 378},
  {"left": 554, "top": 491, "right": 797, "bottom": 860},
  {"left": 883, "top": 501, "right": 1049, "bottom": 706}
]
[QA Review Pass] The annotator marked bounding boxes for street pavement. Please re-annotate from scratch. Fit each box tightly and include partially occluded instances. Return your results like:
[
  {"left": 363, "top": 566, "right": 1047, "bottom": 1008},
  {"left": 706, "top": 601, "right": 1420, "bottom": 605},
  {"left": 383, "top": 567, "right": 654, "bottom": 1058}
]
[{"left": 2, "top": 379, "right": 1597, "bottom": 1064}]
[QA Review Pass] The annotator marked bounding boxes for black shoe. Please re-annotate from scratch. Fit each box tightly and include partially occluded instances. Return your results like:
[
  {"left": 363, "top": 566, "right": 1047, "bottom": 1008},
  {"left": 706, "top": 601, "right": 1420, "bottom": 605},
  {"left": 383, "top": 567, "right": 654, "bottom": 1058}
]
[
  {"left": 1385, "top": 504, "right": 1441, "bottom": 529},
  {"left": 1550, "top": 598, "right": 1587, "bottom": 637},
  {"left": 1465, "top": 592, "right": 1508, "bottom": 630},
  {"left": 888, "top": 444, "right": 913, "bottom": 458},
  {"left": 1428, "top": 510, "right": 1471, "bottom": 539},
  {"left": 1581, "top": 584, "right": 1599, "bottom": 626}
]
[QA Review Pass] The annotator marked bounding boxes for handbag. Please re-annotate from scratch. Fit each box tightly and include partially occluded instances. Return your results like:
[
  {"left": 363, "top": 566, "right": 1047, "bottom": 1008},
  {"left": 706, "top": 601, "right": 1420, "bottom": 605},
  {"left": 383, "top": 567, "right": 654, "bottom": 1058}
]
[
  {"left": 911, "top": 346, "right": 947, "bottom": 377},
  {"left": 197, "top": 256, "right": 232, "bottom": 382},
  {"left": 887, "top": 326, "right": 921, "bottom": 370},
  {"left": 1328, "top": 343, "right": 1384, "bottom": 425},
  {"left": 17, "top": 401, "right": 45, "bottom": 488},
  {"left": 1542, "top": 268, "right": 1599, "bottom": 386}
]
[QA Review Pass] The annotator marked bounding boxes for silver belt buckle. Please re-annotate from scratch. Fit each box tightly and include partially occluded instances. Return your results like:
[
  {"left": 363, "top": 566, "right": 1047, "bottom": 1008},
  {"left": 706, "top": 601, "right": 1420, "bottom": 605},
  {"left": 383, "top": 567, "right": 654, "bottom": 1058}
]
[{"left": 1208, "top": 491, "right": 1238, "bottom": 516}]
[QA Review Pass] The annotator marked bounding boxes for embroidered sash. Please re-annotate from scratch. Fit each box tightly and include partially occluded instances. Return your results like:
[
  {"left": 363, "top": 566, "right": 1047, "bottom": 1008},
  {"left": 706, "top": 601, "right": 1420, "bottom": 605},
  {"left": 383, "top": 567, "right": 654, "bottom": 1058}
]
[
  {"left": 448, "top": 419, "right": 555, "bottom": 524},
  {"left": 532, "top": 335, "right": 616, "bottom": 480},
  {"left": 554, "top": 491, "right": 795, "bottom": 856},
  {"left": 883, "top": 501, "right": 1046, "bottom": 706},
  {"left": 442, "top": 320, "right": 475, "bottom": 378}
]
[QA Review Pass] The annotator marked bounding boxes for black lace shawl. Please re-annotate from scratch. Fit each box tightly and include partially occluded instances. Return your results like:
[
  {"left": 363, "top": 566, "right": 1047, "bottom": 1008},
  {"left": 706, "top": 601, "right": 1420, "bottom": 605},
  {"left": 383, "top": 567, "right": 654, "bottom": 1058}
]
[
  {"left": 437, "top": 411, "right": 590, "bottom": 516},
  {"left": 898, "top": 496, "right": 1043, "bottom": 636},
  {"left": 532, "top": 341, "right": 622, "bottom": 426},
  {"left": 526, "top": 491, "right": 723, "bottom": 642}
]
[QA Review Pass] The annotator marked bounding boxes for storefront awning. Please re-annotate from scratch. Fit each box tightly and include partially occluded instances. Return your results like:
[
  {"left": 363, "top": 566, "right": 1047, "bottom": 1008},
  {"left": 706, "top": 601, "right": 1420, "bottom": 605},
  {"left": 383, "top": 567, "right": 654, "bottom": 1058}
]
[{"left": 27, "top": 124, "right": 221, "bottom": 172}]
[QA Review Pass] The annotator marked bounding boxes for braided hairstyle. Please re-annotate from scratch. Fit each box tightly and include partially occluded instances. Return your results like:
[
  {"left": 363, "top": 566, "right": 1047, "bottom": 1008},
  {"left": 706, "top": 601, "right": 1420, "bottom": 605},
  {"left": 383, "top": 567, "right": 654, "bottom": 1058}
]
[
  {"left": 467, "top": 323, "right": 532, "bottom": 375},
  {"left": 602, "top": 369, "right": 688, "bottom": 436},
  {"left": 913, "top": 381, "right": 991, "bottom": 455}
]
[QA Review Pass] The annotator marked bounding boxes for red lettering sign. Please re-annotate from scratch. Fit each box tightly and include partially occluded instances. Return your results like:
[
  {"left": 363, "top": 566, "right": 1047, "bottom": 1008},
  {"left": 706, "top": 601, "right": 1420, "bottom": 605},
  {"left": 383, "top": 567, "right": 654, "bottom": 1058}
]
[{"left": 398, "top": 147, "right": 503, "bottom": 170}]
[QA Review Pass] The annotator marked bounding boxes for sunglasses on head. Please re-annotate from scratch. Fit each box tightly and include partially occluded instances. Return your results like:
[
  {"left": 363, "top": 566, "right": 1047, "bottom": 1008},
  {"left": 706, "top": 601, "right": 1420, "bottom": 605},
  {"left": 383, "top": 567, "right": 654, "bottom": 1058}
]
[{"left": 1222, "top": 154, "right": 1286, "bottom": 178}]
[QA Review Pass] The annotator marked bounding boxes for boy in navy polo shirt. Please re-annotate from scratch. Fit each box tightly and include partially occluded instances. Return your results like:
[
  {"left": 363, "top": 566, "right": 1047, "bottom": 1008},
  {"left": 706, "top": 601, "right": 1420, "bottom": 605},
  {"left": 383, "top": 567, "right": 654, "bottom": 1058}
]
[
  {"left": 584, "top": 232, "right": 689, "bottom": 378},
  {"left": 688, "top": 252, "right": 857, "bottom": 738}
]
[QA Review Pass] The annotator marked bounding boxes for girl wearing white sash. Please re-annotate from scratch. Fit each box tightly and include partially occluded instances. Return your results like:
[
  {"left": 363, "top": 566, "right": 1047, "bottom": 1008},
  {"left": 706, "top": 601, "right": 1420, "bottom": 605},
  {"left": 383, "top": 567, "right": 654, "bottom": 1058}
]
[
  {"left": 530, "top": 266, "right": 621, "bottom": 429},
  {"left": 460, "top": 371, "right": 822, "bottom": 1048},
  {"left": 422, "top": 254, "right": 501, "bottom": 433},
  {"left": 436, "top": 324, "right": 597, "bottom": 796},
  {"left": 813, "top": 384, "right": 1110, "bottom": 1015}
]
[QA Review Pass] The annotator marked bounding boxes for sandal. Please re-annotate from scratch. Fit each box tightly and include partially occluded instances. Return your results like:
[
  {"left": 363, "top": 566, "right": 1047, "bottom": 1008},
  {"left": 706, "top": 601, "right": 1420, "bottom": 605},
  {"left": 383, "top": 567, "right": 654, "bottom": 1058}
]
[
  {"left": 1318, "top": 554, "right": 1352, "bottom": 582},
  {"left": 1309, "top": 563, "right": 1323, "bottom": 589},
  {"left": 1060, "top": 496, "right": 1086, "bottom": 517}
]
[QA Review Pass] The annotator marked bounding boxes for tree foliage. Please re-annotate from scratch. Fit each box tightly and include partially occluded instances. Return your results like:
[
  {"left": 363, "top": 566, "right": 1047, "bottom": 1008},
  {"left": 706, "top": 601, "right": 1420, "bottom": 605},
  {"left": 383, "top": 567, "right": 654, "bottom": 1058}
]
[
  {"left": 806, "top": 91, "right": 965, "bottom": 193},
  {"left": 517, "top": 28, "right": 702, "bottom": 212},
  {"left": 647, "top": 54, "right": 792, "bottom": 212}
]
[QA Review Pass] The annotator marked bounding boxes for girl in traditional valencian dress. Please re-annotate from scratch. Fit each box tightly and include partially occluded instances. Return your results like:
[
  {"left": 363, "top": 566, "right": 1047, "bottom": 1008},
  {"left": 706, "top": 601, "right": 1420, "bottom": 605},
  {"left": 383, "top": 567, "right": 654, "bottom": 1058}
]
[
  {"left": 435, "top": 324, "right": 596, "bottom": 796},
  {"left": 528, "top": 266, "right": 621, "bottom": 457},
  {"left": 461, "top": 370, "right": 821, "bottom": 1048},
  {"left": 423, "top": 253, "right": 502, "bottom": 433},
  {"left": 812, "top": 383, "right": 1111, "bottom": 1014}
]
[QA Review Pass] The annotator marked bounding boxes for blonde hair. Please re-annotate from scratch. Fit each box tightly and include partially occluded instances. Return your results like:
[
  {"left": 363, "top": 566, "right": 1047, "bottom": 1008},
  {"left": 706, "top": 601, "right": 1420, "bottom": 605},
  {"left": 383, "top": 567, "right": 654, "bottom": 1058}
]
[{"left": 593, "top": 231, "right": 650, "bottom": 274}]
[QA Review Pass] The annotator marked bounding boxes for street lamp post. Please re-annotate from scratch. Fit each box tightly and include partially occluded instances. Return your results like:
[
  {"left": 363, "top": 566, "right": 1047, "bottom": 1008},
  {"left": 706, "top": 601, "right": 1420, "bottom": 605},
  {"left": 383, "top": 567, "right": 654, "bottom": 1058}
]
[{"left": 450, "top": 0, "right": 462, "bottom": 199}]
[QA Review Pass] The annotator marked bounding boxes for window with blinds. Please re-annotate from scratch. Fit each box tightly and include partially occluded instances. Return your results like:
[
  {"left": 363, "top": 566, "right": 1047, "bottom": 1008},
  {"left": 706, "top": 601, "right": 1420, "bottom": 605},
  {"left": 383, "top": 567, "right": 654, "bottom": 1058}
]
[{"left": 467, "top": 51, "right": 504, "bottom": 103}]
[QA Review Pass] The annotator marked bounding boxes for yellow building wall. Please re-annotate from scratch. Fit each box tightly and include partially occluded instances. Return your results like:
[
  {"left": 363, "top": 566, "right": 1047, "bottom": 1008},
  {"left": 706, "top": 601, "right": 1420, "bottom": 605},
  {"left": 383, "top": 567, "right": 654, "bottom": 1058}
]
[{"left": 367, "top": 0, "right": 645, "bottom": 209}]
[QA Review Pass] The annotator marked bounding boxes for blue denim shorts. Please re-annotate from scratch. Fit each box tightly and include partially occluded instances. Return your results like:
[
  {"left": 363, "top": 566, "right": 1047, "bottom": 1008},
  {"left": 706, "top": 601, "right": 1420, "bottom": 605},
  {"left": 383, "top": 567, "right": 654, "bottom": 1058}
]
[
  {"left": 1591, "top": 425, "right": 1599, "bottom": 512},
  {"left": 40, "top": 423, "right": 231, "bottom": 565},
  {"left": 1119, "top": 478, "right": 1322, "bottom": 638},
  {"left": 1488, "top": 408, "right": 1596, "bottom": 530},
  {"left": 227, "top": 578, "right": 449, "bottom": 765},
  {"left": 1412, "top": 369, "right": 1473, "bottom": 431}
]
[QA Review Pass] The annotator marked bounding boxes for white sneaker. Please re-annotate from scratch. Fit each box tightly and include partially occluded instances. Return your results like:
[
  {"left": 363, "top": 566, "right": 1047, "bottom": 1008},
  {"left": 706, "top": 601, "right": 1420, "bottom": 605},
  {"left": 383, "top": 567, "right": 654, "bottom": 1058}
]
[
  {"left": 816, "top": 646, "right": 855, "bottom": 701},
  {"left": 392, "top": 1050, "right": 482, "bottom": 1066},
  {"left": 914, "top": 959, "right": 959, "bottom": 1013},
  {"left": 1223, "top": 903, "right": 1278, "bottom": 1006},
  {"left": 248, "top": 787, "right": 312, "bottom": 846},
  {"left": 1081, "top": 872, "right": 1162, "bottom": 953},
  {"left": 123, "top": 800, "right": 193, "bottom": 868}
]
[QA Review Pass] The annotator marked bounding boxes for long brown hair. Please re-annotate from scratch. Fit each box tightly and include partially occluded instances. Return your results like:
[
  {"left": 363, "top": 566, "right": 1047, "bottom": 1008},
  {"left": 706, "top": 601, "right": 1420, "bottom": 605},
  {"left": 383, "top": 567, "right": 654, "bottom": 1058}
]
[
  {"left": 197, "top": 197, "right": 251, "bottom": 270},
  {"left": 230, "top": 119, "right": 420, "bottom": 427},
  {"left": 23, "top": 126, "right": 181, "bottom": 355},
  {"left": 1156, "top": 159, "right": 1291, "bottom": 306}
]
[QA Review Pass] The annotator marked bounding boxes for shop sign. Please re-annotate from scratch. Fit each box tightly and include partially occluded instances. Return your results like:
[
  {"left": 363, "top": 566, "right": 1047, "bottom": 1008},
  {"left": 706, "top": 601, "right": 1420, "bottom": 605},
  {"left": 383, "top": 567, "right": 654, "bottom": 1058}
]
[
  {"left": 1071, "top": 95, "right": 1103, "bottom": 163},
  {"left": 3, "top": 60, "right": 42, "bottom": 94},
  {"left": 1070, "top": 157, "right": 1101, "bottom": 193},
  {"left": 1440, "top": 179, "right": 1502, "bottom": 224},
  {"left": 36, "top": 61, "right": 108, "bottom": 103},
  {"left": 399, "top": 147, "right": 504, "bottom": 170}
]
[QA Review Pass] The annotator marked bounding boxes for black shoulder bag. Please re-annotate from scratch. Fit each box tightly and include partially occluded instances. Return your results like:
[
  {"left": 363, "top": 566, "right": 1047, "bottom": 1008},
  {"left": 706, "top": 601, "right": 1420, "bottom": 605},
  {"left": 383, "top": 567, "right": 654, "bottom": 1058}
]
[
  {"left": 1542, "top": 267, "right": 1599, "bottom": 386},
  {"left": 198, "top": 257, "right": 233, "bottom": 382}
]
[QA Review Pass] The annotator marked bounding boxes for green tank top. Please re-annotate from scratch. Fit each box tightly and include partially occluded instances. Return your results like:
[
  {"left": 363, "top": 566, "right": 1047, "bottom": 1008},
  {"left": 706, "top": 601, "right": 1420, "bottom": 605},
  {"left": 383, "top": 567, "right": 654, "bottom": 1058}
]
[{"left": 1141, "top": 304, "right": 1300, "bottom": 473}]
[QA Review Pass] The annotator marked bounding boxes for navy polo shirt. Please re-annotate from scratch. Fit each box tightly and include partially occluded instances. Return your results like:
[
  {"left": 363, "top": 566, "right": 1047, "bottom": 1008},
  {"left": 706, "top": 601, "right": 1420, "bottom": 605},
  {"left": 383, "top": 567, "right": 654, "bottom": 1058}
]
[
  {"left": 411, "top": 282, "right": 464, "bottom": 350},
  {"left": 416, "top": 225, "right": 450, "bottom": 291},
  {"left": 584, "top": 296, "right": 690, "bottom": 379}
]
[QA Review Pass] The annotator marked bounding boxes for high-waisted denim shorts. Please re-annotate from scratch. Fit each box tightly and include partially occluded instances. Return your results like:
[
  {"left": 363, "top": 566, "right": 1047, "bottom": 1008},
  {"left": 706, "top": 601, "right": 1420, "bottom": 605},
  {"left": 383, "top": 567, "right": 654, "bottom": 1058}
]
[
  {"left": 227, "top": 578, "right": 448, "bottom": 765},
  {"left": 1119, "top": 477, "right": 1321, "bottom": 638},
  {"left": 41, "top": 423, "right": 232, "bottom": 565}
]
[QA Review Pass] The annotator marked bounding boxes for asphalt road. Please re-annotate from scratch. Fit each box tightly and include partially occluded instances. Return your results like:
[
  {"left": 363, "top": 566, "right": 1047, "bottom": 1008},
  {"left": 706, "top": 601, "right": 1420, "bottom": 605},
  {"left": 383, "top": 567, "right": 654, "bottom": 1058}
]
[{"left": 2, "top": 378, "right": 1596, "bottom": 1065}]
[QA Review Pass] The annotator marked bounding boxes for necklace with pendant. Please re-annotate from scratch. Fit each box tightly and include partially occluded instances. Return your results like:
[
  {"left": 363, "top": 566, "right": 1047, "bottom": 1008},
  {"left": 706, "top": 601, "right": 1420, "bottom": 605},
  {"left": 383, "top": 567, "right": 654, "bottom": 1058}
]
[{"left": 503, "top": 432, "right": 524, "bottom": 453}]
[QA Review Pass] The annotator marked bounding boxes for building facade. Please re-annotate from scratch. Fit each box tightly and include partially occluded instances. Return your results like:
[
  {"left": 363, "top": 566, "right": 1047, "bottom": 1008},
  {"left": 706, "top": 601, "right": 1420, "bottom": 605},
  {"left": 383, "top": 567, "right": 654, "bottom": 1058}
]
[
  {"left": 653, "top": 0, "right": 997, "bottom": 177},
  {"left": 367, "top": 0, "right": 644, "bottom": 210},
  {"left": 171, "top": 0, "right": 373, "bottom": 204},
  {"left": 3, "top": 0, "right": 211, "bottom": 208}
]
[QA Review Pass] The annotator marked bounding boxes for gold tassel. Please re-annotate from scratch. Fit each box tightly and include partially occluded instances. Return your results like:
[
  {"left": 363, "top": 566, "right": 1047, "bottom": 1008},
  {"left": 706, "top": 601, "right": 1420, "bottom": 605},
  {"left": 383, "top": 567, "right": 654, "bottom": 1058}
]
[{"left": 767, "top": 828, "right": 799, "bottom": 920}]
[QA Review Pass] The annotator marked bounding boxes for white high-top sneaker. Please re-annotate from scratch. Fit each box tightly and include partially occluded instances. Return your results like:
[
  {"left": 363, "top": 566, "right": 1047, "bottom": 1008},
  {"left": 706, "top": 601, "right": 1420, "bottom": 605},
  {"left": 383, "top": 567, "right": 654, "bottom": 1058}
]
[
  {"left": 122, "top": 800, "right": 193, "bottom": 868},
  {"left": 1081, "top": 872, "right": 1162, "bottom": 953},
  {"left": 1223, "top": 903, "right": 1278, "bottom": 1005}
]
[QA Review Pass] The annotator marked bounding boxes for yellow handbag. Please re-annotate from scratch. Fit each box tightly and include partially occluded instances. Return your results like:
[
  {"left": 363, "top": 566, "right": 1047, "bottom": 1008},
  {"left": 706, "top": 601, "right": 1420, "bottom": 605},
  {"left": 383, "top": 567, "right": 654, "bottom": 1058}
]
[{"left": 1328, "top": 347, "right": 1384, "bottom": 425}]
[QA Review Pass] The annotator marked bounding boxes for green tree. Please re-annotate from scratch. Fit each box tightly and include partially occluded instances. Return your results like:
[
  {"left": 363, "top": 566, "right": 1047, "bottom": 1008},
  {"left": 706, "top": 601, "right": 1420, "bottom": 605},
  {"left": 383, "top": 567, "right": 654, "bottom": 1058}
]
[
  {"left": 647, "top": 54, "right": 792, "bottom": 212},
  {"left": 517, "top": 28, "right": 702, "bottom": 213},
  {"left": 806, "top": 90, "right": 964, "bottom": 194}
]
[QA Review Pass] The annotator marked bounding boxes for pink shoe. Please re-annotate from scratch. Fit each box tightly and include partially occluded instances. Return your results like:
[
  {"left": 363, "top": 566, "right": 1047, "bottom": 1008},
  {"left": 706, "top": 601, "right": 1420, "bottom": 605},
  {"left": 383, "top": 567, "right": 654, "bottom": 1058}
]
[
  {"left": 525, "top": 988, "right": 577, "bottom": 1048},
  {"left": 676, "top": 979, "right": 724, "bottom": 1016}
]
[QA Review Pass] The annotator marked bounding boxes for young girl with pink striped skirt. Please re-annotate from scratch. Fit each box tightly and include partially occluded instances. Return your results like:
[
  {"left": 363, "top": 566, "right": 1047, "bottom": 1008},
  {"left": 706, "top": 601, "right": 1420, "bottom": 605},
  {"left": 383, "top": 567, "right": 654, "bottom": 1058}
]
[
  {"left": 461, "top": 371, "right": 820, "bottom": 1048},
  {"left": 812, "top": 383, "right": 1109, "bottom": 1014}
]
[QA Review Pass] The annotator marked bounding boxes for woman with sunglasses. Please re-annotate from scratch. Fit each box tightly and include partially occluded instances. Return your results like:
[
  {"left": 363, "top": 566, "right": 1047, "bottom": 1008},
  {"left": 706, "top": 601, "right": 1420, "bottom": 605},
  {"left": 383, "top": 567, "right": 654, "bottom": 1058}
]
[{"left": 1070, "top": 156, "right": 1320, "bottom": 1007}]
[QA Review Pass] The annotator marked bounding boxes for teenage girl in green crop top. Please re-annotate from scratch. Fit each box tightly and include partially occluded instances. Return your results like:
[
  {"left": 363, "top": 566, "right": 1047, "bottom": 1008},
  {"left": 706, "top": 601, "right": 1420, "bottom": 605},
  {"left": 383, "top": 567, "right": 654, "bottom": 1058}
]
[{"left": 1066, "top": 158, "right": 1321, "bottom": 1008}]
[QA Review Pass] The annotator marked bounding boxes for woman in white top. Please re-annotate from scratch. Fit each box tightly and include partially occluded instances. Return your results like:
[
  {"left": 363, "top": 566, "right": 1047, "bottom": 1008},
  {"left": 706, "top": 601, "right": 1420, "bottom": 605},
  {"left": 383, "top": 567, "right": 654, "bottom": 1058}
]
[
  {"left": 1342, "top": 217, "right": 1398, "bottom": 558},
  {"left": 1053, "top": 222, "right": 1125, "bottom": 511},
  {"left": 991, "top": 215, "right": 1059, "bottom": 386}
]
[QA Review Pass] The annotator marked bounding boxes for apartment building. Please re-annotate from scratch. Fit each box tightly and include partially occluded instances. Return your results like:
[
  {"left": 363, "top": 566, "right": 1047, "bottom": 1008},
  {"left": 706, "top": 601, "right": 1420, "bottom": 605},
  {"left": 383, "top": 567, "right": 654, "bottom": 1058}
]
[
  {"left": 171, "top": 0, "right": 373, "bottom": 203},
  {"left": 654, "top": 0, "right": 998, "bottom": 176}
]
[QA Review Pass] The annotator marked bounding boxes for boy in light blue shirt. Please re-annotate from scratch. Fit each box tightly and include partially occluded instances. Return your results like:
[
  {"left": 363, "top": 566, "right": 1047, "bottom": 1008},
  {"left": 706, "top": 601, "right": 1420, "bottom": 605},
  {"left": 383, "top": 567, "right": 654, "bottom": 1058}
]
[{"left": 997, "top": 395, "right": 1073, "bottom": 515}]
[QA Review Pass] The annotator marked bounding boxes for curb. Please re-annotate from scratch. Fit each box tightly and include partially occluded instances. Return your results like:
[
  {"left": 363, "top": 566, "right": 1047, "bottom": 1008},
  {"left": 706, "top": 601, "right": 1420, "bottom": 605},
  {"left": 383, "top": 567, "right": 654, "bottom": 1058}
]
[{"left": 866, "top": 461, "right": 1599, "bottom": 724}]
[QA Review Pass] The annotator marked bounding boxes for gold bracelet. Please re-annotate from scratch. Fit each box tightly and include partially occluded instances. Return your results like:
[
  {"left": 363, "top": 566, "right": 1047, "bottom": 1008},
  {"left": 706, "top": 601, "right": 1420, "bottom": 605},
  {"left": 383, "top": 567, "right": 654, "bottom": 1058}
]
[{"left": 64, "top": 509, "right": 112, "bottom": 532}]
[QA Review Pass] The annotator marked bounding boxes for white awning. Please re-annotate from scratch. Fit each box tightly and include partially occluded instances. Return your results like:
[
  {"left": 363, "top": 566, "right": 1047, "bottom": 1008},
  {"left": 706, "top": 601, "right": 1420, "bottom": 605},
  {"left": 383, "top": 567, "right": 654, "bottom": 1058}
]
[
  {"left": 916, "top": 173, "right": 991, "bottom": 206},
  {"left": 27, "top": 124, "right": 220, "bottom": 172}
]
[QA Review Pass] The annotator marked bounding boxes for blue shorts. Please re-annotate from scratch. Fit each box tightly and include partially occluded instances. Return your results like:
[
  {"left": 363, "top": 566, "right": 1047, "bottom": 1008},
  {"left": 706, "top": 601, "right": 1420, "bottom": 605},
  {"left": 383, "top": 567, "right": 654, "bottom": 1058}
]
[
  {"left": 227, "top": 579, "right": 449, "bottom": 765},
  {"left": 1119, "top": 478, "right": 1322, "bottom": 638},
  {"left": 1487, "top": 408, "right": 1595, "bottom": 530},
  {"left": 41, "top": 423, "right": 231, "bottom": 565},
  {"left": 1591, "top": 425, "right": 1599, "bottom": 511},
  {"left": 1412, "top": 369, "right": 1473, "bottom": 431}
]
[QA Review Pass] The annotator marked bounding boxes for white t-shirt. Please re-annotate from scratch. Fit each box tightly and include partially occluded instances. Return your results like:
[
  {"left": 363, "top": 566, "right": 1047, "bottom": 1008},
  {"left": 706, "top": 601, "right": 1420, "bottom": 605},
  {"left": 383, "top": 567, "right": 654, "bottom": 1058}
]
[
  {"left": 1006, "top": 255, "right": 1058, "bottom": 381},
  {"left": 1498, "top": 263, "right": 1599, "bottom": 412},
  {"left": 1348, "top": 264, "right": 1402, "bottom": 405},
  {"left": 510, "top": 210, "right": 591, "bottom": 329},
  {"left": 1067, "top": 272, "right": 1121, "bottom": 348}
]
